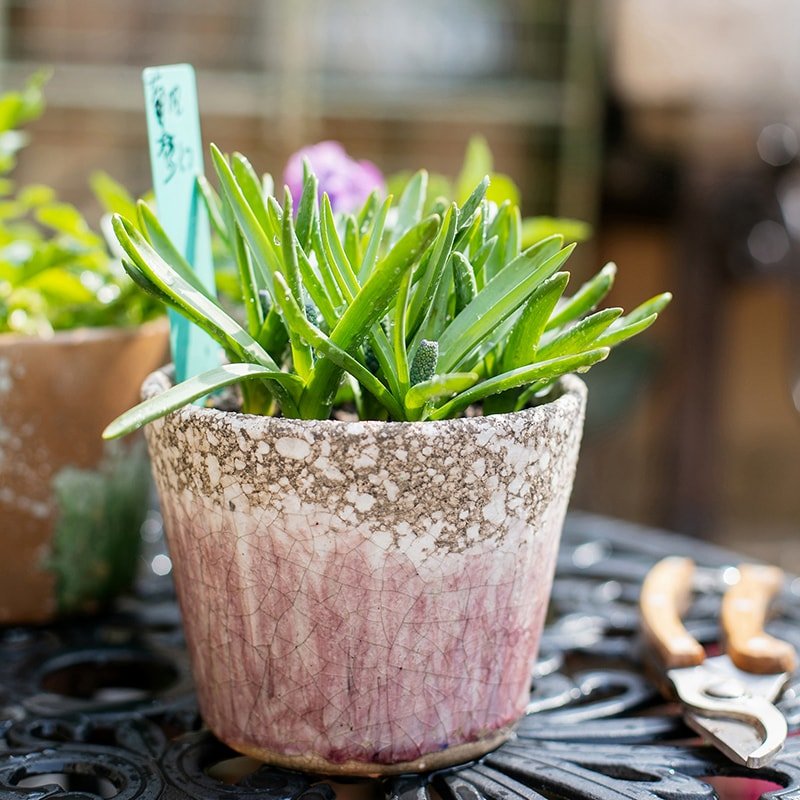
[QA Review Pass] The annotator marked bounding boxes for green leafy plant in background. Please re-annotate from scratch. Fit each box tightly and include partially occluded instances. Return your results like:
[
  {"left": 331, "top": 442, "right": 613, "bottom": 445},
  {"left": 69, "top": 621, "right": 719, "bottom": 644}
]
[
  {"left": 0, "top": 74, "right": 161, "bottom": 335},
  {"left": 105, "top": 143, "right": 669, "bottom": 436},
  {"left": 388, "top": 135, "right": 593, "bottom": 248}
]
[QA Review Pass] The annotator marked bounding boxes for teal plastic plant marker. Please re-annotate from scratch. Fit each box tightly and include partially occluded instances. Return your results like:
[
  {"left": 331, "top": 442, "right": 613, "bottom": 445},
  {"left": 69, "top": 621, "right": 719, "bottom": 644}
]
[{"left": 142, "top": 64, "right": 217, "bottom": 383}]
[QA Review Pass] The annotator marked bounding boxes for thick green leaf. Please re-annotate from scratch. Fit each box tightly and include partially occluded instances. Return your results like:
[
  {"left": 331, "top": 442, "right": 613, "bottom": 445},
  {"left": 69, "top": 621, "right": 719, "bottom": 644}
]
[
  {"left": 412, "top": 254, "right": 452, "bottom": 353},
  {"left": 501, "top": 271, "right": 569, "bottom": 372},
  {"left": 273, "top": 273, "right": 404, "bottom": 419},
  {"left": 309, "top": 211, "right": 345, "bottom": 308},
  {"left": 471, "top": 234, "right": 498, "bottom": 290},
  {"left": 281, "top": 189, "right": 313, "bottom": 378},
  {"left": 452, "top": 252, "right": 477, "bottom": 314},
  {"left": 120, "top": 257, "right": 171, "bottom": 303},
  {"left": 295, "top": 163, "right": 318, "bottom": 250},
  {"left": 320, "top": 193, "right": 359, "bottom": 299},
  {"left": 594, "top": 312, "right": 659, "bottom": 348},
  {"left": 505, "top": 204, "right": 521, "bottom": 263},
  {"left": 103, "top": 363, "right": 304, "bottom": 439},
  {"left": 536, "top": 307, "right": 622, "bottom": 362},
  {"left": 429, "top": 348, "right": 610, "bottom": 420},
  {"left": 457, "top": 175, "right": 489, "bottom": 231},
  {"left": 358, "top": 195, "right": 391, "bottom": 281},
  {"left": 232, "top": 152, "right": 270, "bottom": 231},
  {"left": 393, "top": 267, "right": 413, "bottom": 392},
  {"left": 437, "top": 236, "right": 571, "bottom": 373},
  {"left": 453, "top": 210, "right": 481, "bottom": 254},
  {"left": 196, "top": 175, "right": 229, "bottom": 244},
  {"left": 405, "top": 372, "right": 478, "bottom": 410},
  {"left": 406, "top": 203, "right": 456, "bottom": 338},
  {"left": 546, "top": 262, "right": 616, "bottom": 331},
  {"left": 357, "top": 190, "right": 380, "bottom": 235},
  {"left": 294, "top": 232, "right": 337, "bottom": 326},
  {"left": 113, "top": 216, "right": 279, "bottom": 374},
  {"left": 344, "top": 215, "right": 361, "bottom": 270},
  {"left": 608, "top": 292, "right": 672, "bottom": 329},
  {"left": 390, "top": 169, "right": 427, "bottom": 246},
  {"left": 137, "top": 201, "right": 217, "bottom": 301},
  {"left": 482, "top": 201, "right": 511, "bottom": 282},
  {"left": 301, "top": 214, "right": 440, "bottom": 418},
  {"left": 211, "top": 144, "right": 277, "bottom": 296}
]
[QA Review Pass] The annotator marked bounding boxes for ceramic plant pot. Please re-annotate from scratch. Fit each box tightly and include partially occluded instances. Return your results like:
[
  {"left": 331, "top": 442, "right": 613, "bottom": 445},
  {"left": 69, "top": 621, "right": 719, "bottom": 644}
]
[
  {"left": 143, "top": 370, "right": 587, "bottom": 775},
  {"left": 0, "top": 319, "right": 168, "bottom": 624}
]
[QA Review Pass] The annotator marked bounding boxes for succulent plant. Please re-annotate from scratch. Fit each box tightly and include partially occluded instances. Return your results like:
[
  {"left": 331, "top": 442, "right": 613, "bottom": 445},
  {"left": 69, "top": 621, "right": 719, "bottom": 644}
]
[
  {"left": 104, "top": 144, "right": 670, "bottom": 437},
  {"left": 0, "top": 74, "right": 161, "bottom": 336}
]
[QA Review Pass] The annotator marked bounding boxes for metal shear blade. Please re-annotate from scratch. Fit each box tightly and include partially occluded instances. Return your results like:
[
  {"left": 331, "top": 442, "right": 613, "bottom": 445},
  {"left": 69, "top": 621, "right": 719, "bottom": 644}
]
[
  {"left": 669, "top": 654, "right": 789, "bottom": 768},
  {"left": 640, "top": 557, "right": 797, "bottom": 768}
]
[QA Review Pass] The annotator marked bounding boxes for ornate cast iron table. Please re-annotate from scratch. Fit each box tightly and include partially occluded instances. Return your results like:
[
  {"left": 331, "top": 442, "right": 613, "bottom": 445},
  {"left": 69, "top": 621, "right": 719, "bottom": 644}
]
[{"left": 1, "top": 512, "right": 799, "bottom": 799}]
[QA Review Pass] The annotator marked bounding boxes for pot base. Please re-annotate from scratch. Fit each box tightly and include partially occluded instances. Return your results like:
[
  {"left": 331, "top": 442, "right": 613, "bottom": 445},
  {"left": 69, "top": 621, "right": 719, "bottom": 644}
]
[{"left": 222, "top": 725, "right": 516, "bottom": 777}]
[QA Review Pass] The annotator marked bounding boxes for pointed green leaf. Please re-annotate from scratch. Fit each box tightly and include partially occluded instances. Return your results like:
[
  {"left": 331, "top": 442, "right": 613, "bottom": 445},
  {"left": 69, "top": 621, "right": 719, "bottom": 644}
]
[
  {"left": 137, "top": 201, "right": 217, "bottom": 301},
  {"left": 113, "top": 215, "right": 281, "bottom": 374},
  {"left": 457, "top": 175, "right": 490, "bottom": 230},
  {"left": 608, "top": 292, "right": 672, "bottom": 329},
  {"left": 295, "top": 164, "right": 318, "bottom": 250},
  {"left": 452, "top": 252, "right": 477, "bottom": 314},
  {"left": 536, "top": 307, "right": 622, "bottom": 362},
  {"left": 501, "top": 271, "right": 569, "bottom": 372},
  {"left": 429, "top": 348, "right": 610, "bottom": 420},
  {"left": 196, "top": 174, "right": 229, "bottom": 244},
  {"left": 301, "top": 214, "right": 440, "bottom": 418},
  {"left": 103, "top": 363, "right": 304, "bottom": 439},
  {"left": 210, "top": 144, "right": 277, "bottom": 296},
  {"left": 390, "top": 169, "right": 427, "bottom": 245},
  {"left": 437, "top": 235, "right": 570, "bottom": 373},
  {"left": 357, "top": 190, "right": 380, "bottom": 235},
  {"left": 358, "top": 195, "right": 391, "bottom": 281},
  {"left": 320, "top": 193, "right": 359, "bottom": 299},
  {"left": 546, "top": 262, "right": 616, "bottom": 331},
  {"left": 405, "top": 372, "right": 478, "bottom": 410},
  {"left": 594, "top": 312, "right": 659, "bottom": 348},
  {"left": 232, "top": 152, "right": 270, "bottom": 230},
  {"left": 273, "top": 273, "right": 404, "bottom": 419},
  {"left": 282, "top": 188, "right": 313, "bottom": 379},
  {"left": 406, "top": 202, "right": 456, "bottom": 338}
]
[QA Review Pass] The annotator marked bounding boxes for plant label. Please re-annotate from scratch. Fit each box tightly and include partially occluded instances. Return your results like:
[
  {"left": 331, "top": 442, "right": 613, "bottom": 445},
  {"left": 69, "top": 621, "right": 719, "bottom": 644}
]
[{"left": 143, "top": 63, "right": 217, "bottom": 383}]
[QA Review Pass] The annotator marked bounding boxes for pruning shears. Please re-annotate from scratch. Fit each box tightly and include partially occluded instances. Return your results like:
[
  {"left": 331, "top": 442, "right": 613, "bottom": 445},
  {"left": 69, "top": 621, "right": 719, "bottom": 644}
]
[{"left": 640, "top": 556, "right": 797, "bottom": 768}]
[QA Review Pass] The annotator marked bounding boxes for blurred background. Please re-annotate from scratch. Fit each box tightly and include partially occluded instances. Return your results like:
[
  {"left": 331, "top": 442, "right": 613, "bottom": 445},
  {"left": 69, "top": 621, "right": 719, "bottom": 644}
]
[{"left": 2, "top": 0, "right": 798, "bottom": 563}]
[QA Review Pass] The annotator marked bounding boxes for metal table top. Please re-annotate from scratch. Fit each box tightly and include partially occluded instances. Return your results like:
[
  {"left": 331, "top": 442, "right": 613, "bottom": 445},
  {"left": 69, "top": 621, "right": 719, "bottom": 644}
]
[{"left": 1, "top": 512, "right": 798, "bottom": 800}]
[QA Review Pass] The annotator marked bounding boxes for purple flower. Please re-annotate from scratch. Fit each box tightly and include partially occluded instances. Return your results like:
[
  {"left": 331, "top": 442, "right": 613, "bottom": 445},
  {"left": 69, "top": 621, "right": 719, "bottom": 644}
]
[{"left": 283, "top": 141, "right": 385, "bottom": 214}]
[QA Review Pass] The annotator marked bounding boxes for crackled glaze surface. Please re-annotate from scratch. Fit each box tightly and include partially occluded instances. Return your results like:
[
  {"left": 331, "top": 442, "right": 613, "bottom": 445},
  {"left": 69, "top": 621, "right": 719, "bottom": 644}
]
[{"left": 143, "top": 372, "right": 587, "bottom": 774}]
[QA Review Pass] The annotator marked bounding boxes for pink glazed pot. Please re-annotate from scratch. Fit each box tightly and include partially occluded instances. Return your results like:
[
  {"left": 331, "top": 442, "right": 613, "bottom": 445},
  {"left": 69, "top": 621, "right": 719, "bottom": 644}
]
[{"left": 142, "top": 370, "right": 587, "bottom": 775}]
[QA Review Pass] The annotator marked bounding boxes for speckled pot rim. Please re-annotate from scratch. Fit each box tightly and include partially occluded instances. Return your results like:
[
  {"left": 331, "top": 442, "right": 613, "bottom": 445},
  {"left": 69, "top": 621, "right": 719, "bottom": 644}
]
[
  {"left": 142, "top": 369, "right": 587, "bottom": 434},
  {"left": 0, "top": 317, "right": 168, "bottom": 348}
]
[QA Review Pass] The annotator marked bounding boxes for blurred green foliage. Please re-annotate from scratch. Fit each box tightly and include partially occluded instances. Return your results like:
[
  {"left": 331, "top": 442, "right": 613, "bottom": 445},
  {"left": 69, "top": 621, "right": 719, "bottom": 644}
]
[
  {"left": 0, "top": 73, "right": 161, "bottom": 335},
  {"left": 387, "top": 135, "right": 592, "bottom": 248}
]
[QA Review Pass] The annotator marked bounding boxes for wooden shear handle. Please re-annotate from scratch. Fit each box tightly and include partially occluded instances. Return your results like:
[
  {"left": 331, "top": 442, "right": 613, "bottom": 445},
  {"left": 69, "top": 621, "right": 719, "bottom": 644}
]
[
  {"left": 640, "top": 556, "right": 706, "bottom": 669},
  {"left": 640, "top": 557, "right": 798, "bottom": 674},
  {"left": 721, "top": 564, "right": 797, "bottom": 674}
]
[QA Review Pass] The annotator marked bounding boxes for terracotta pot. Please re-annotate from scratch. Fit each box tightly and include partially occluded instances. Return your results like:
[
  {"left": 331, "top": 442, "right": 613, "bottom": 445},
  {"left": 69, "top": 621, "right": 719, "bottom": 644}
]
[
  {"left": 0, "top": 319, "right": 168, "bottom": 624},
  {"left": 143, "top": 369, "right": 587, "bottom": 775}
]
